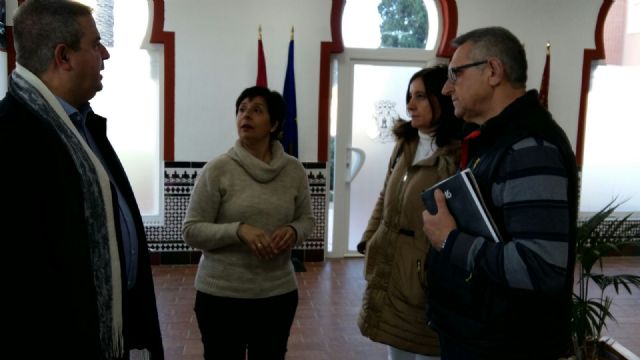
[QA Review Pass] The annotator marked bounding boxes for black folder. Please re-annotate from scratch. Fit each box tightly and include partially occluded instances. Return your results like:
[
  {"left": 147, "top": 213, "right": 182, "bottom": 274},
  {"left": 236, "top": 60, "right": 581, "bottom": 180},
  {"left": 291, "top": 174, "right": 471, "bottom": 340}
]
[{"left": 421, "top": 169, "right": 501, "bottom": 242}]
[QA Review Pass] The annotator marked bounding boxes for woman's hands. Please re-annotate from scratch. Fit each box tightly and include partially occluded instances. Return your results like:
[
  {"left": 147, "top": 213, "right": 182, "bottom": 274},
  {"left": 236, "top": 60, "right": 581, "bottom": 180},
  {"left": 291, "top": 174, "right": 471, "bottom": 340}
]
[
  {"left": 237, "top": 224, "right": 297, "bottom": 260},
  {"left": 270, "top": 226, "right": 297, "bottom": 253}
]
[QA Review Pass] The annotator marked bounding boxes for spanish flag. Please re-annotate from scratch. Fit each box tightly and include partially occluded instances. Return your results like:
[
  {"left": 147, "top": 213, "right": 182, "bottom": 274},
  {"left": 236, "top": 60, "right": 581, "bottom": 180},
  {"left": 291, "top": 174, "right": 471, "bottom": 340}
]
[
  {"left": 539, "top": 42, "right": 550, "bottom": 109},
  {"left": 256, "top": 25, "right": 268, "bottom": 87}
]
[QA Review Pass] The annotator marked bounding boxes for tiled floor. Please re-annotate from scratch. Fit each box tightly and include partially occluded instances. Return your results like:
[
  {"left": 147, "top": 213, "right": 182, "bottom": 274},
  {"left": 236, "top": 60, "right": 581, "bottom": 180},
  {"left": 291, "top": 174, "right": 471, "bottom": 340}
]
[{"left": 152, "top": 257, "right": 640, "bottom": 360}]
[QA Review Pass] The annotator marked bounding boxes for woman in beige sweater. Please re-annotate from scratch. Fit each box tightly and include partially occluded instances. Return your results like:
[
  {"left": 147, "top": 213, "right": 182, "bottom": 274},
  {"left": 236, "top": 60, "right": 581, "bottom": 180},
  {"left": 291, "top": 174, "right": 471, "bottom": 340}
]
[
  {"left": 357, "top": 66, "right": 463, "bottom": 359},
  {"left": 182, "top": 86, "right": 314, "bottom": 360}
]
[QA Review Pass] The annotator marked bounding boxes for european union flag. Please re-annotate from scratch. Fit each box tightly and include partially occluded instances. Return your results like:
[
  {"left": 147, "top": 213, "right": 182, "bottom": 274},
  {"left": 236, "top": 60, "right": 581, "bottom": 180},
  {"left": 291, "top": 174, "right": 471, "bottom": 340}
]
[{"left": 281, "top": 28, "right": 298, "bottom": 157}]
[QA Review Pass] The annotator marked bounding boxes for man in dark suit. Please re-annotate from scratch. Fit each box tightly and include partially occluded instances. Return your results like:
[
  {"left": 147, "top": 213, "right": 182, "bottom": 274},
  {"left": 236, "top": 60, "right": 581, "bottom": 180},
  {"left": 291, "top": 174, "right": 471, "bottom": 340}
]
[{"left": 0, "top": 1, "right": 164, "bottom": 358}]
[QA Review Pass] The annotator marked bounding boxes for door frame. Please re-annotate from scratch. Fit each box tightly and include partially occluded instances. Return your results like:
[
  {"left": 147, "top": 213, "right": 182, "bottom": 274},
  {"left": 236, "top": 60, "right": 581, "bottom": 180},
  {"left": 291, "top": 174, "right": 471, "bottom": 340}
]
[{"left": 328, "top": 48, "right": 439, "bottom": 258}]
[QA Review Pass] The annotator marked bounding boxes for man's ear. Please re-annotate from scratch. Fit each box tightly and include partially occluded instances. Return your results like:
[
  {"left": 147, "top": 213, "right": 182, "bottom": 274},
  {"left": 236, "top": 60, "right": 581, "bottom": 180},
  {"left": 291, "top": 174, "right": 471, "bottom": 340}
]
[
  {"left": 487, "top": 58, "right": 505, "bottom": 87},
  {"left": 53, "top": 44, "right": 73, "bottom": 70}
]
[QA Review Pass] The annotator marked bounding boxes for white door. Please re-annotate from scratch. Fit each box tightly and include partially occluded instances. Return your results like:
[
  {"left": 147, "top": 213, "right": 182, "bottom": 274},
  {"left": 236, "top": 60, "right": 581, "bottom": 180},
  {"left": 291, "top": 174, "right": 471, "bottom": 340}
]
[{"left": 329, "top": 49, "right": 436, "bottom": 257}]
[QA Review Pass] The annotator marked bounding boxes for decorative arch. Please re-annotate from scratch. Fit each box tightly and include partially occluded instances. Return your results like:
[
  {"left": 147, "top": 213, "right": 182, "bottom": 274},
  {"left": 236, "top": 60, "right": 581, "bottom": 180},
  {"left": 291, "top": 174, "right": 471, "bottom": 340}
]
[
  {"left": 4, "top": 0, "right": 175, "bottom": 161},
  {"left": 315, "top": 0, "right": 458, "bottom": 162},
  {"left": 149, "top": 0, "right": 175, "bottom": 161},
  {"left": 575, "top": 0, "right": 612, "bottom": 167}
]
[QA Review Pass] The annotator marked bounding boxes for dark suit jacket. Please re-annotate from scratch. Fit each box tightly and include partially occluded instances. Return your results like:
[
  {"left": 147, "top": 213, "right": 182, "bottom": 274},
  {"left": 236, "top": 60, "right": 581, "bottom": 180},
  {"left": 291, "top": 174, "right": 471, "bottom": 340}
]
[{"left": 0, "top": 93, "right": 164, "bottom": 359}]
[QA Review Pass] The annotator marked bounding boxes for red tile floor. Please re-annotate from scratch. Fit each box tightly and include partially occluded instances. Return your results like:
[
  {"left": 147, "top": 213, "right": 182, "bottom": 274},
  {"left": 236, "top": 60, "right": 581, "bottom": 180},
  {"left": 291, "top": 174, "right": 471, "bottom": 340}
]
[{"left": 152, "top": 257, "right": 640, "bottom": 360}]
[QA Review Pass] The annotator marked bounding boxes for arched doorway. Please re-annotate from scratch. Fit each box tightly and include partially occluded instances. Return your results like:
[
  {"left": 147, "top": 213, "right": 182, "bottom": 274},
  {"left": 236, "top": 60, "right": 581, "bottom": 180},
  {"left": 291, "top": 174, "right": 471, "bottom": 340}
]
[{"left": 325, "top": 0, "right": 458, "bottom": 257}]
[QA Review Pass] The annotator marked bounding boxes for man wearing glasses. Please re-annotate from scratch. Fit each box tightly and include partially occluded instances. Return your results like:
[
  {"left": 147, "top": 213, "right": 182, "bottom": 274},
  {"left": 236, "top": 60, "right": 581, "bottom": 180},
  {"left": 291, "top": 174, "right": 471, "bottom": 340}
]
[{"left": 422, "top": 27, "right": 578, "bottom": 359}]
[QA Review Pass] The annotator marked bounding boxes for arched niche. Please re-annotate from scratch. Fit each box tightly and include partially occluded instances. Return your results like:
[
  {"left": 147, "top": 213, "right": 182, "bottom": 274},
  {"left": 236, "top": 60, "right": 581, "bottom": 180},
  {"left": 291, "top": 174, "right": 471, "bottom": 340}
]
[
  {"left": 575, "top": 0, "right": 612, "bottom": 167},
  {"left": 315, "top": 0, "right": 459, "bottom": 162},
  {"left": 6, "top": 0, "right": 606, "bottom": 165},
  {"left": 4, "top": 0, "right": 176, "bottom": 161},
  {"left": 149, "top": 0, "right": 175, "bottom": 161}
]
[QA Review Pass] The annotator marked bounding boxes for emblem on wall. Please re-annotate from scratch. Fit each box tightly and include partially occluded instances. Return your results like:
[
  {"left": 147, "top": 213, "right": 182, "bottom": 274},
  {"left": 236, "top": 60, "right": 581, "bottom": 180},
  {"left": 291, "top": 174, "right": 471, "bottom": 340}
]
[{"left": 367, "top": 99, "right": 398, "bottom": 143}]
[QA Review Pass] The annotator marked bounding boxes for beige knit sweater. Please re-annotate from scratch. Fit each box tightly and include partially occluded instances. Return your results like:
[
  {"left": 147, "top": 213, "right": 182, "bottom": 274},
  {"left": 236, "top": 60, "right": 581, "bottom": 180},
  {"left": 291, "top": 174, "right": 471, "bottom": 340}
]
[{"left": 182, "top": 140, "right": 314, "bottom": 298}]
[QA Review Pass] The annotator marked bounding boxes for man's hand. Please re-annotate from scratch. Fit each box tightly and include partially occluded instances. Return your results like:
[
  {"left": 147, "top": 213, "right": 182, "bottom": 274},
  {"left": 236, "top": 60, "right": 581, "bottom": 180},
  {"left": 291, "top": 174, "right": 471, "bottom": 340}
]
[{"left": 422, "top": 188, "right": 457, "bottom": 250}]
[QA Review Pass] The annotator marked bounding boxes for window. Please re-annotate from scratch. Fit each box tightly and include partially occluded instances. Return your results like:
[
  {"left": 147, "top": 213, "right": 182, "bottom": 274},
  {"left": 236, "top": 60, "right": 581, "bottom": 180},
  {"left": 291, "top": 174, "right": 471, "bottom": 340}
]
[
  {"left": 342, "top": 0, "right": 438, "bottom": 50},
  {"left": 1, "top": 0, "right": 162, "bottom": 222},
  {"left": 79, "top": 0, "right": 163, "bottom": 223},
  {"left": 581, "top": 0, "right": 640, "bottom": 216}
]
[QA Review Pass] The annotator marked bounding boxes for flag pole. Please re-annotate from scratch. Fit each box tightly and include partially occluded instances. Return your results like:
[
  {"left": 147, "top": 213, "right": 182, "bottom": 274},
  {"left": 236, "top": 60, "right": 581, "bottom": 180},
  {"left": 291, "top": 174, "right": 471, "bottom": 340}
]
[
  {"left": 256, "top": 25, "right": 268, "bottom": 87},
  {"left": 539, "top": 41, "right": 550, "bottom": 109},
  {"left": 282, "top": 25, "right": 298, "bottom": 157}
]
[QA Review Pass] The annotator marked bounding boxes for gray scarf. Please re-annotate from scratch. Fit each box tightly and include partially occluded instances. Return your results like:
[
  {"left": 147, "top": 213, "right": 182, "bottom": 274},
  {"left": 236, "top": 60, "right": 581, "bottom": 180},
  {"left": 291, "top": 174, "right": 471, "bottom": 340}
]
[{"left": 9, "top": 65, "right": 123, "bottom": 359}]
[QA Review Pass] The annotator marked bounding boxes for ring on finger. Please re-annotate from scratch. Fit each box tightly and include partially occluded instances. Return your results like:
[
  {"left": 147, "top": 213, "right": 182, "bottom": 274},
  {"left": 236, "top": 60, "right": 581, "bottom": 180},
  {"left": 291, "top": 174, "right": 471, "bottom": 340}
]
[{"left": 257, "top": 243, "right": 263, "bottom": 247}]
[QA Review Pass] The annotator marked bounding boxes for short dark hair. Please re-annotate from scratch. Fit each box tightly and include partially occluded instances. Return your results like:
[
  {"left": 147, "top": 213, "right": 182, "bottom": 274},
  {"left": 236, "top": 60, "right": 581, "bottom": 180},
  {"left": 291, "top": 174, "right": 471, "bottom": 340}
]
[
  {"left": 235, "top": 86, "right": 286, "bottom": 141},
  {"left": 393, "top": 65, "right": 463, "bottom": 147},
  {"left": 452, "top": 26, "right": 528, "bottom": 88},
  {"left": 13, "top": 0, "right": 93, "bottom": 76}
]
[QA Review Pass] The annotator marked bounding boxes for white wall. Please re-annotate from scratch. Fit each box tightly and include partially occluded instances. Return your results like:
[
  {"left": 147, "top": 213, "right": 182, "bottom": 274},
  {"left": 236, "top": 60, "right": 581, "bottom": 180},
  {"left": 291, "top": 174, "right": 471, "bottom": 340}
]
[
  {"left": 165, "top": 0, "right": 602, "bottom": 162},
  {"left": 4, "top": 0, "right": 602, "bottom": 160},
  {"left": 164, "top": 0, "right": 332, "bottom": 162},
  {"left": 455, "top": 0, "right": 601, "bottom": 151}
]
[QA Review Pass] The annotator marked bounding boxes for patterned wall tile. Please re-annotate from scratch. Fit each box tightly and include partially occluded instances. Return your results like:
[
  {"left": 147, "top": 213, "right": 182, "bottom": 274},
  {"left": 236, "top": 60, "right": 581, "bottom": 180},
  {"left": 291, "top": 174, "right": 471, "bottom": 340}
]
[{"left": 144, "top": 160, "right": 328, "bottom": 263}]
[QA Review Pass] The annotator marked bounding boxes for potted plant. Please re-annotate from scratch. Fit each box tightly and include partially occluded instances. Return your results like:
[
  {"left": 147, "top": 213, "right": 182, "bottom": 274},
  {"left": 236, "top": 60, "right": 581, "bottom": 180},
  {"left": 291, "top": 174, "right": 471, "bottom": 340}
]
[{"left": 569, "top": 200, "right": 640, "bottom": 360}]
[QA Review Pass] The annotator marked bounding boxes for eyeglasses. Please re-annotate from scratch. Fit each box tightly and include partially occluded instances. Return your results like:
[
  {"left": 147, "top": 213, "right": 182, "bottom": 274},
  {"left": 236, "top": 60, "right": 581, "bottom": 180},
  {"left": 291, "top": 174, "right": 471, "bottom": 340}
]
[{"left": 447, "top": 60, "right": 488, "bottom": 83}]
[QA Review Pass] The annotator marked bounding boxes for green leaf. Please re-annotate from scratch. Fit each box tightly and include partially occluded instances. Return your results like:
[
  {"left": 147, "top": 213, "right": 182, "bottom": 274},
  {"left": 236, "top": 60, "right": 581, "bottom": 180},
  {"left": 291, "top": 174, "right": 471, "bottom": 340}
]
[{"left": 572, "top": 199, "right": 640, "bottom": 357}]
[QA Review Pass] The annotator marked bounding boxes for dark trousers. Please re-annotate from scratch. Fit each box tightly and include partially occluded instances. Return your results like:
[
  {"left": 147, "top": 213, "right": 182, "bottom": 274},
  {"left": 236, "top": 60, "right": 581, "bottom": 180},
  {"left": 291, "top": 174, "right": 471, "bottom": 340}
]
[
  {"left": 439, "top": 335, "right": 486, "bottom": 360},
  {"left": 194, "top": 289, "right": 298, "bottom": 360}
]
